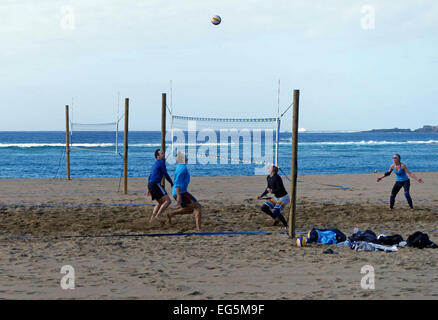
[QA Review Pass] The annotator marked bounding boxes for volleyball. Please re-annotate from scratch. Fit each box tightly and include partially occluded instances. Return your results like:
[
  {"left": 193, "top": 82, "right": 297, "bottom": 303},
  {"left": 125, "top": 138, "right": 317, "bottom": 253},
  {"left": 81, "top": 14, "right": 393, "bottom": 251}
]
[
  {"left": 296, "top": 236, "right": 307, "bottom": 247},
  {"left": 211, "top": 15, "right": 221, "bottom": 25}
]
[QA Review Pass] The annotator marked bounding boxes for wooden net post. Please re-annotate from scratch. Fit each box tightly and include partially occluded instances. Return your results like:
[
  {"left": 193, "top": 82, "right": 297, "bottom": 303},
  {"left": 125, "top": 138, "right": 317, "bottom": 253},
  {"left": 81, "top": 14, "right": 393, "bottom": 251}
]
[
  {"left": 288, "top": 90, "right": 300, "bottom": 238},
  {"left": 123, "top": 98, "right": 129, "bottom": 194},
  {"left": 161, "top": 93, "right": 166, "bottom": 187},
  {"left": 65, "top": 105, "right": 70, "bottom": 180}
]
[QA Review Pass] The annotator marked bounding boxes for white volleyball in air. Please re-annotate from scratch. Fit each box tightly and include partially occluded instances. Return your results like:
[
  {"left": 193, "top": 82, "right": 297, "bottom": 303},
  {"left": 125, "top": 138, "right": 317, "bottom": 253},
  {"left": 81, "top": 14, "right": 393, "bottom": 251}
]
[{"left": 211, "top": 15, "right": 221, "bottom": 25}]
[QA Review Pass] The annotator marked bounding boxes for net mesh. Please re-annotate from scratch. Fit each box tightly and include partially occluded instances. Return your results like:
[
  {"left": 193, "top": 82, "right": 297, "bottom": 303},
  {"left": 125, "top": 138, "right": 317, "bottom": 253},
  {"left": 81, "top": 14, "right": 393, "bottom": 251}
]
[
  {"left": 170, "top": 114, "right": 280, "bottom": 166},
  {"left": 70, "top": 122, "right": 120, "bottom": 154}
]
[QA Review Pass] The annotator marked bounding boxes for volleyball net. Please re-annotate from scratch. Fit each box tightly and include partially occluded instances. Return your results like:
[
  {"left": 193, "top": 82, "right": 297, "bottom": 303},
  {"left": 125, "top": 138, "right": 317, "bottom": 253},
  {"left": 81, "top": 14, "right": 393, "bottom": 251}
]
[
  {"left": 63, "top": 98, "right": 128, "bottom": 191},
  {"left": 70, "top": 121, "right": 122, "bottom": 155},
  {"left": 167, "top": 96, "right": 294, "bottom": 176}
]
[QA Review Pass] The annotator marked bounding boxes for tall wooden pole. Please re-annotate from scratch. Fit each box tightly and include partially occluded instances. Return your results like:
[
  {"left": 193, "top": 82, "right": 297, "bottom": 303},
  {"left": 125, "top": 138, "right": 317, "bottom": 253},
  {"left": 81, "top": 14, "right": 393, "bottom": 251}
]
[
  {"left": 65, "top": 105, "right": 71, "bottom": 180},
  {"left": 161, "top": 93, "right": 167, "bottom": 187},
  {"left": 123, "top": 98, "right": 129, "bottom": 195},
  {"left": 288, "top": 90, "right": 300, "bottom": 238}
]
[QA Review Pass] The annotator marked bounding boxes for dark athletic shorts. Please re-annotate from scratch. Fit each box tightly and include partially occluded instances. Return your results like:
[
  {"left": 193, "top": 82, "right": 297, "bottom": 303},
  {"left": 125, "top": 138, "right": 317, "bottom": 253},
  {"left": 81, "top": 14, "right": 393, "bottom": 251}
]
[
  {"left": 173, "top": 192, "right": 197, "bottom": 207},
  {"left": 148, "top": 182, "right": 167, "bottom": 201}
]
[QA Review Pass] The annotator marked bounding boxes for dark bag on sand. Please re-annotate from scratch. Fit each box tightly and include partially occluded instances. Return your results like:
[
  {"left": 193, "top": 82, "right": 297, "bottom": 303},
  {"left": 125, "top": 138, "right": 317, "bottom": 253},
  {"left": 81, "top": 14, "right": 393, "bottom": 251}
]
[
  {"left": 406, "top": 231, "right": 438, "bottom": 249},
  {"left": 377, "top": 234, "right": 404, "bottom": 245},
  {"left": 348, "top": 230, "right": 379, "bottom": 243}
]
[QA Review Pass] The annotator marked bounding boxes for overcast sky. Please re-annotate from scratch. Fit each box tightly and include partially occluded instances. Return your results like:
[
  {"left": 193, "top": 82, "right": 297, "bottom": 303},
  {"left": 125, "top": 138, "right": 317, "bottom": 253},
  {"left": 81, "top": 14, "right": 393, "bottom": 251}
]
[{"left": 0, "top": 0, "right": 437, "bottom": 131}]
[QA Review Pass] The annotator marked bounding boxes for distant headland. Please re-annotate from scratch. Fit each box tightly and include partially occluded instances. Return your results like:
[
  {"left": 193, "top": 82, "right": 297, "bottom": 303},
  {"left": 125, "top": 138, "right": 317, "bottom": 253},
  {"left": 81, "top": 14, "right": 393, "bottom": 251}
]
[{"left": 361, "top": 125, "right": 438, "bottom": 133}]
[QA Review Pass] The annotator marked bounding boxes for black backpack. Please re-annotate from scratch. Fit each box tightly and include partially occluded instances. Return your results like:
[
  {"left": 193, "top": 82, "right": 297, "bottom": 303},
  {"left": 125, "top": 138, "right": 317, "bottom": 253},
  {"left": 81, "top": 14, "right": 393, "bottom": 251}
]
[
  {"left": 406, "top": 231, "right": 437, "bottom": 249},
  {"left": 348, "top": 230, "right": 379, "bottom": 243},
  {"left": 377, "top": 234, "right": 404, "bottom": 246}
]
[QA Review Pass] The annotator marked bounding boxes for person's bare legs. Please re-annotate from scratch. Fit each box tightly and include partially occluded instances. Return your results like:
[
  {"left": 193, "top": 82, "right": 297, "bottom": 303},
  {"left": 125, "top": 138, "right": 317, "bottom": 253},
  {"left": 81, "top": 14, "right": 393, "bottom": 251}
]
[
  {"left": 193, "top": 202, "right": 202, "bottom": 231},
  {"left": 167, "top": 206, "right": 193, "bottom": 223},
  {"left": 151, "top": 195, "right": 171, "bottom": 223},
  {"left": 155, "top": 195, "right": 171, "bottom": 219},
  {"left": 167, "top": 202, "right": 201, "bottom": 231},
  {"left": 151, "top": 202, "right": 161, "bottom": 220}
]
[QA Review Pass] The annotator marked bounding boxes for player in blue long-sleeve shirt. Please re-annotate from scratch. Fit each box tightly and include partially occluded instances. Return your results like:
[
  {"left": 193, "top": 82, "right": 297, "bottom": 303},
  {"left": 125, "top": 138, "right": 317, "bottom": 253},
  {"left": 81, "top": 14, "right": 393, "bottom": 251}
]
[
  {"left": 148, "top": 149, "right": 173, "bottom": 223},
  {"left": 166, "top": 152, "right": 202, "bottom": 231}
]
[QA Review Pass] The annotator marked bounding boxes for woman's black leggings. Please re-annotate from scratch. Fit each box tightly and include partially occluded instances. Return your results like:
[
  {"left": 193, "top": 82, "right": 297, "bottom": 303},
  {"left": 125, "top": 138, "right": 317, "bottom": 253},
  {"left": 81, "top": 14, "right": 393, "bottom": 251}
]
[{"left": 390, "top": 179, "right": 413, "bottom": 209}]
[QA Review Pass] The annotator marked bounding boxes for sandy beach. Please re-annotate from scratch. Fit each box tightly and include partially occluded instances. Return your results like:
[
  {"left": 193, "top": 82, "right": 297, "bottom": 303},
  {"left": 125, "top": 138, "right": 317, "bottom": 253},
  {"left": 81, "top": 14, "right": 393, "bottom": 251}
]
[{"left": 0, "top": 173, "right": 437, "bottom": 299}]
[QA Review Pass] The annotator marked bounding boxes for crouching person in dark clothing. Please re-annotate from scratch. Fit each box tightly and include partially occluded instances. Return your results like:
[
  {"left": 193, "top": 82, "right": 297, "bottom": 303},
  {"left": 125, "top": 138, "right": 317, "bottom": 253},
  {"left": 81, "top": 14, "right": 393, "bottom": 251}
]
[{"left": 257, "top": 165, "right": 289, "bottom": 227}]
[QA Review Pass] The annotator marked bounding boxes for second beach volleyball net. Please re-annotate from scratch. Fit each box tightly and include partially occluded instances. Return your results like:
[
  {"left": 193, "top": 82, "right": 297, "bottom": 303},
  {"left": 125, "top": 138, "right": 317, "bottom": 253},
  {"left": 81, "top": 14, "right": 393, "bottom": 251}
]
[
  {"left": 70, "top": 121, "right": 122, "bottom": 155},
  {"left": 61, "top": 95, "right": 130, "bottom": 193}
]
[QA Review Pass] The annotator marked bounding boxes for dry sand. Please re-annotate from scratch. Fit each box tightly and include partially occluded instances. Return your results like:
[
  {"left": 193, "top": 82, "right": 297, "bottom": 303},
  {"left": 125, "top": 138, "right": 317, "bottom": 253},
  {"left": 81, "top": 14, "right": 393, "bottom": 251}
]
[{"left": 0, "top": 173, "right": 437, "bottom": 299}]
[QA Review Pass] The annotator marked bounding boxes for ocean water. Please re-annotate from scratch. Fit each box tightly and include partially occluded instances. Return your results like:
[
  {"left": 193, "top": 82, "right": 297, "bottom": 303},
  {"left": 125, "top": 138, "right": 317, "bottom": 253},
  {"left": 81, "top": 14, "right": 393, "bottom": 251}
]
[{"left": 0, "top": 131, "right": 437, "bottom": 178}]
